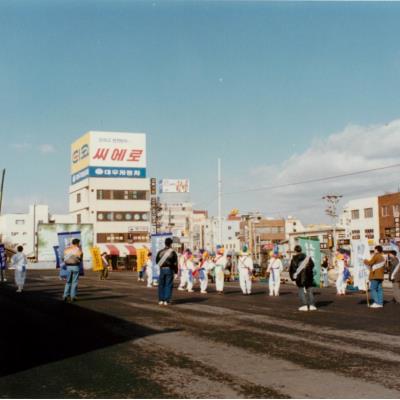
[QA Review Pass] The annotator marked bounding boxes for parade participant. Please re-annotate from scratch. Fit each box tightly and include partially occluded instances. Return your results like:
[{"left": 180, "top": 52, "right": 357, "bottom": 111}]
[
  {"left": 0, "top": 243, "right": 7, "bottom": 283},
  {"left": 178, "top": 250, "right": 195, "bottom": 292},
  {"left": 289, "top": 245, "right": 316, "bottom": 311},
  {"left": 63, "top": 239, "right": 83, "bottom": 302},
  {"left": 335, "top": 253, "right": 348, "bottom": 296},
  {"left": 388, "top": 250, "right": 400, "bottom": 304},
  {"left": 156, "top": 238, "right": 178, "bottom": 306},
  {"left": 213, "top": 245, "right": 227, "bottom": 294},
  {"left": 238, "top": 246, "right": 253, "bottom": 295},
  {"left": 196, "top": 251, "right": 214, "bottom": 294},
  {"left": 321, "top": 256, "right": 329, "bottom": 288},
  {"left": 137, "top": 260, "right": 145, "bottom": 282},
  {"left": 364, "top": 245, "right": 386, "bottom": 308},
  {"left": 267, "top": 252, "right": 283, "bottom": 296},
  {"left": 11, "top": 246, "right": 27, "bottom": 293},
  {"left": 225, "top": 254, "right": 233, "bottom": 282},
  {"left": 145, "top": 252, "right": 154, "bottom": 288},
  {"left": 100, "top": 252, "right": 109, "bottom": 280}
]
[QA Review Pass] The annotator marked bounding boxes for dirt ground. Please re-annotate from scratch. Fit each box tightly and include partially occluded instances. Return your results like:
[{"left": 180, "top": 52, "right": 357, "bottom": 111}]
[{"left": 0, "top": 269, "right": 399, "bottom": 399}]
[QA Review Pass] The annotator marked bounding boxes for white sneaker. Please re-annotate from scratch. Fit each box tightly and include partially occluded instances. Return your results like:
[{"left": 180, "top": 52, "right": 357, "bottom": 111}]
[
  {"left": 200, "top": 291, "right": 207, "bottom": 294},
  {"left": 298, "top": 305, "right": 309, "bottom": 311},
  {"left": 177, "top": 287, "right": 185, "bottom": 291},
  {"left": 370, "top": 303, "right": 383, "bottom": 308},
  {"left": 158, "top": 301, "right": 164, "bottom": 305},
  {"left": 163, "top": 301, "right": 169, "bottom": 306},
  {"left": 187, "top": 290, "right": 194, "bottom": 293},
  {"left": 309, "top": 305, "right": 317, "bottom": 311}
]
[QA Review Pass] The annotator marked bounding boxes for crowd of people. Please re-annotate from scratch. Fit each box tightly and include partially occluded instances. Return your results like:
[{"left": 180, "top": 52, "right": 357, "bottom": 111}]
[
  {"left": 140, "top": 239, "right": 400, "bottom": 311},
  {"left": 1, "top": 238, "right": 399, "bottom": 312}
]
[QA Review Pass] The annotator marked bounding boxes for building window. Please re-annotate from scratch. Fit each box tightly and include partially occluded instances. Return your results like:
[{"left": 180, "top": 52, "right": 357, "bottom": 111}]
[
  {"left": 97, "top": 211, "right": 149, "bottom": 222},
  {"left": 351, "top": 210, "right": 360, "bottom": 220},
  {"left": 382, "top": 206, "right": 390, "bottom": 217},
  {"left": 364, "top": 208, "right": 373, "bottom": 218},
  {"left": 351, "top": 230, "right": 360, "bottom": 240},
  {"left": 77, "top": 214, "right": 81, "bottom": 224},
  {"left": 365, "top": 229, "right": 374, "bottom": 239},
  {"left": 97, "top": 190, "right": 148, "bottom": 201},
  {"left": 77, "top": 193, "right": 81, "bottom": 203},
  {"left": 393, "top": 205, "right": 400, "bottom": 216},
  {"left": 15, "top": 219, "right": 25, "bottom": 225}
]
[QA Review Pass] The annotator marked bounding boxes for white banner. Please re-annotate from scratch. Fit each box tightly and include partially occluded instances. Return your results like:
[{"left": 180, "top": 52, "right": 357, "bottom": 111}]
[
  {"left": 352, "top": 240, "right": 370, "bottom": 291},
  {"left": 159, "top": 179, "right": 190, "bottom": 193}
]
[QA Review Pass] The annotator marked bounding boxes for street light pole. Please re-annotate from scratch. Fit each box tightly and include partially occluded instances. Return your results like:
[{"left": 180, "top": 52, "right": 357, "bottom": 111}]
[
  {"left": 217, "top": 158, "right": 222, "bottom": 245},
  {"left": 322, "top": 194, "right": 343, "bottom": 261}
]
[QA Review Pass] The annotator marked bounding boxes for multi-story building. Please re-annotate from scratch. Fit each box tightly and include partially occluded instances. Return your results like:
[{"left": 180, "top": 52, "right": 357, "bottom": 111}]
[
  {"left": 378, "top": 192, "right": 400, "bottom": 242},
  {"left": 340, "top": 197, "right": 379, "bottom": 246},
  {"left": 158, "top": 201, "right": 193, "bottom": 249},
  {"left": 69, "top": 131, "right": 151, "bottom": 257},
  {"left": 191, "top": 210, "right": 208, "bottom": 251},
  {"left": 204, "top": 216, "right": 241, "bottom": 254},
  {"left": 0, "top": 204, "right": 75, "bottom": 259},
  {"left": 0, "top": 204, "right": 49, "bottom": 258}
]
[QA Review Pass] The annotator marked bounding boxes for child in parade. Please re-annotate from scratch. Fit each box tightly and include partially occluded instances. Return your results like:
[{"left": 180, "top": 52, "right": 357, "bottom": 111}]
[{"left": 335, "top": 253, "right": 348, "bottom": 296}]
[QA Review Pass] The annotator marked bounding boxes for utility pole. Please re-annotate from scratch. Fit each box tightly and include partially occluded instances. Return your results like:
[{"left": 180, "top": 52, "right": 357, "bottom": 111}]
[
  {"left": 217, "top": 158, "right": 222, "bottom": 245},
  {"left": 322, "top": 194, "right": 343, "bottom": 259},
  {"left": 0, "top": 169, "right": 5, "bottom": 216}
]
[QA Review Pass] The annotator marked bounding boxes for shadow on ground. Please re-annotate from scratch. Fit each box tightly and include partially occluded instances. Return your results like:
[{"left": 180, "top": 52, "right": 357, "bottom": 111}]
[{"left": 0, "top": 284, "right": 179, "bottom": 378}]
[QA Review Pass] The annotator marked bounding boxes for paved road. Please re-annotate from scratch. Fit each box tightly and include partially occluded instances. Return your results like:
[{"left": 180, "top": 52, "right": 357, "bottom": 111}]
[{"left": 0, "top": 270, "right": 399, "bottom": 399}]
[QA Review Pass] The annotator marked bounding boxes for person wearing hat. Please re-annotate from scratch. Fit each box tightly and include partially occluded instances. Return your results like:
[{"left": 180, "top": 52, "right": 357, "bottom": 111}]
[
  {"left": 267, "top": 252, "right": 284, "bottom": 296},
  {"left": 196, "top": 251, "right": 214, "bottom": 294},
  {"left": 213, "top": 245, "right": 227, "bottom": 294},
  {"left": 335, "top": 252, "right": 347, "bottom": 296},
  {"left": 178, "top": 249, "right": 195, "bottom": 292},
  {"left": 238, "top": 245, "right": 254, "bottom": 295}
]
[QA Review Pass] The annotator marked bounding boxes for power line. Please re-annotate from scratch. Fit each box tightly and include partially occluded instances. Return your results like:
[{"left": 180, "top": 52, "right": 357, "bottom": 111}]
[{"left": 222, "top": 162, "right": 400, "bottom": 196}]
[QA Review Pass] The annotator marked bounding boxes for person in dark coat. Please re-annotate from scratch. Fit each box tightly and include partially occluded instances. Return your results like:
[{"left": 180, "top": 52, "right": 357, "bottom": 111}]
[
  {"left": 156, "top": 238, "right": 178, "bottom": 306},
  {"left": 289, "top": 245, "right": 317, "bottom": 311}
]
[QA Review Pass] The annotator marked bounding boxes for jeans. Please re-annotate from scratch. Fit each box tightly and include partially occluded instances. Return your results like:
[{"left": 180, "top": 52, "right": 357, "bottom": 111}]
[
  {"left": 64, "top": 265, "right": 80, "bottom": 299},
  {"left": 370, "top": 280, "right": 383, "bottom": 305},
  {"left": 158, "top": 267, "right": 174, "bottom": 302},
  {"left": 298, "top": 286, "right": 315, "bottom": 307}
]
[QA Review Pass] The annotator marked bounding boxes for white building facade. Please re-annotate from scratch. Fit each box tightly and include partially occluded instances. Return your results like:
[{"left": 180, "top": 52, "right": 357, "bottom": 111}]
[
  {"left": 204, "top": 217, "right": 241, "bottom": 254},
  {"left": 69, "top": 131, "right": 151, "bottom": 256},
  {"left": 340, "top": 196, "right": 379, "bottom": 246}
]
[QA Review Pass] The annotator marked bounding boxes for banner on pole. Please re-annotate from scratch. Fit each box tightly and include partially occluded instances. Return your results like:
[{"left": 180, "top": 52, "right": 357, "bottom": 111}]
[
  {"left": 352, "top": 240, "right": 370, "bottom": 291},
  {"left": 0, "top": 244, "right": 7, "bottom": 270},
  {"left": 91, "top": 247, "right": 103, "bottom": 272},
  {"left": 57, "top": 231, "right": 85, "bottom": 278},
  {"left": 151, "top": 233, "right": 173, "bottom": 267},
  {"left": 299, "top": 237, "right": 321, "bottom": 287},
  {"left": 136, "top": 248, "right": 148, "bottom": 272}
]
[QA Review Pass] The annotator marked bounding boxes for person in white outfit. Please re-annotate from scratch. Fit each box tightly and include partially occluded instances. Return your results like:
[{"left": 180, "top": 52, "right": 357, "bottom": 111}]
[
  {"left": 145, "top": 252, "right": 153, "bottom": 288},
  {"left": 196, "top": 251, "right": 214, "bottom": 294},
  {"left": 213, "top": 246, "right": 227, "bottom": 294},
  {"left": 11, "top": 246, "right": 28, "bottom": 293},
  {"left": 178, "top": 250, "right": 195, "bottom": 292},
  {"left": 336, "top": 253, "right": 347, "bottom": 295},
  {"left": 268, "top": 253, "right": 284, "bottom": 296},
  {"left": 238, "top": 246, "right": 253, "bottom": 295}
]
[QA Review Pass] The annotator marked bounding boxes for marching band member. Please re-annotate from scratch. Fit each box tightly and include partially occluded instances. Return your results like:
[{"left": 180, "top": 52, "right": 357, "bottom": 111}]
[
  {"left": 238, "top": 246, "right": 253, "bottom": 295},
  {"left": 178, "top": 249, "right": 195, "bottom": 292},
  {"left": 213, "top": 245, "right": 227, "bottom": 294},
  {"left": 267, "top": 252, "right": 283, "bottom": 296}
]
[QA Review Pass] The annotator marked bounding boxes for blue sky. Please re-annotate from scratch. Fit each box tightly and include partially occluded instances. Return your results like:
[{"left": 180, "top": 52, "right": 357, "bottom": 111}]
[{"left": 1, "top": 1, "right": 400, "bottom": 221}]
